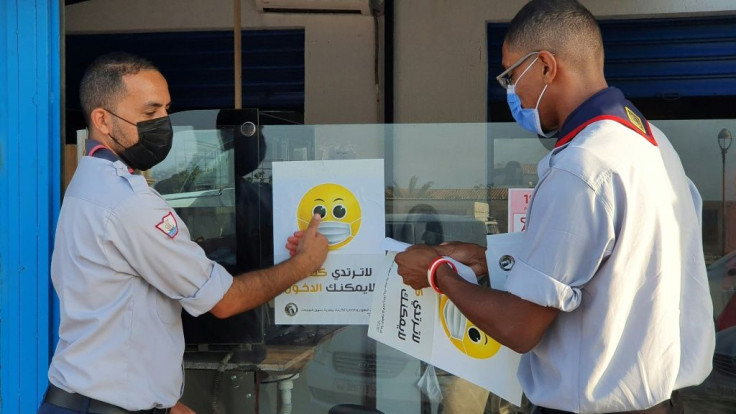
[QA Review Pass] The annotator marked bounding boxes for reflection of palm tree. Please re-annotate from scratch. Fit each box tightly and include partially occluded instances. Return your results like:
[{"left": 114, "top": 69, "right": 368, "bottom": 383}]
[
  {"left": 392, "top": 176, "right": 434, "bottom": 198},
  {"left": 179, "top": 165, "right": 202, "bottom": 192}
]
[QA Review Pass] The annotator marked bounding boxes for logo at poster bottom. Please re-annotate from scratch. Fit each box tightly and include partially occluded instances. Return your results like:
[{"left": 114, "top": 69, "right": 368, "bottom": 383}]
[
  {"left": 285, "top": 303, "right": 299, "bottom": 316},
  {"left": 439, "top": 295, "right": 500, "bottom": 359}
]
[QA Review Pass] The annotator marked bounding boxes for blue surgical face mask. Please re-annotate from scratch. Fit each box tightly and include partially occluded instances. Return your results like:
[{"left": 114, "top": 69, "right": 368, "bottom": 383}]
[{"left": 506, "top": 58, "right": 556, "bottom": 138}]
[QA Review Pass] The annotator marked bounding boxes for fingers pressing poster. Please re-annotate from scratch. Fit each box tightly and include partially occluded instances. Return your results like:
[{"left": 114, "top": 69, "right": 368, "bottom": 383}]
[{"left": 273, "top": 159, "right": 385, "bottom": 324}]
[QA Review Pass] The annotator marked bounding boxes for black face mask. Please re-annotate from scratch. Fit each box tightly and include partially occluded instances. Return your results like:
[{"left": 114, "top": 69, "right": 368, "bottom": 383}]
[{"left": 106, "top": 109, "right": 173, "bottom": 171}]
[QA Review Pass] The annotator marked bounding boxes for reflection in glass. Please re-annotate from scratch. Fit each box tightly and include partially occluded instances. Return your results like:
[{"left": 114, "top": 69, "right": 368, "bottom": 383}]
[
  {"left": 150, "top": 122, "right": 237, "bottom": 267},
  {"left": 143, "top": 114, "right": 736, "bottom": 413}
]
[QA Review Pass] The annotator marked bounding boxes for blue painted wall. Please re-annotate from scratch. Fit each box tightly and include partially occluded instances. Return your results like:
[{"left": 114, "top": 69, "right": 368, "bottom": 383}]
[{"left": 0, "top": 0, "right": 61, "bottom": 412}]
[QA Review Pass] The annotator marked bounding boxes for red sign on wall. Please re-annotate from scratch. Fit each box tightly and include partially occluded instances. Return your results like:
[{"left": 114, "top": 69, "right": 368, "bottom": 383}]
[{"left": 508, "top": 188, "right": 534, "bottom": 233}]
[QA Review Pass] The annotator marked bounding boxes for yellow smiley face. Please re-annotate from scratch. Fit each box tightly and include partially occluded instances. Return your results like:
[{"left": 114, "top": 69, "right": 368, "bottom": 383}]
[
  {"left": 439, "top": 295, "right": 500, "bottom": 359},
  {"left": 297, "top": 183, "right": 362, "bottom": 250}
]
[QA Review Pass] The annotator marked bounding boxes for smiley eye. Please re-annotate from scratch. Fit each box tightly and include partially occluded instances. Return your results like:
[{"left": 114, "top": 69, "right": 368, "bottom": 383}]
[
  {"left": 332, "top": 204, "right": 347, "bottom": 219},
  {"left": 313, "top": 205, "right": 327, "bottom": 218},
  {"left": 467, "top": 327, "right": 482, "bottom": 343}
]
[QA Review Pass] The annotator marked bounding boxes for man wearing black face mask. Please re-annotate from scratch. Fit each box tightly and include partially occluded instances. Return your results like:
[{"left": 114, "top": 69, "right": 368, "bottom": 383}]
[
  {"left": 105, "top": 107, "right": 173, "bottom": 171},
  {"left": 39, "top": 53, "right": 328, "bottom": 414}
]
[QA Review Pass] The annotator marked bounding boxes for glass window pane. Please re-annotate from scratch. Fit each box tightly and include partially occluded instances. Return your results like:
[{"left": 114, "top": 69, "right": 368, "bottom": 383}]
[{"left": 157, "top": 112, "right": 736, "bottom": 413}]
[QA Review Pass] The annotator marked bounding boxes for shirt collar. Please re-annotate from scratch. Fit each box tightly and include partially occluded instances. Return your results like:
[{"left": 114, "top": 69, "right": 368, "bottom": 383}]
[
  {"left": 86, "top": 139, "right": 120, "bottom": 161},
  {"left": 555, "top": 87, "right": 656, "bottom": 148},
  {"left": 85, "top": 139, "right": 134, "bottom": 173}
]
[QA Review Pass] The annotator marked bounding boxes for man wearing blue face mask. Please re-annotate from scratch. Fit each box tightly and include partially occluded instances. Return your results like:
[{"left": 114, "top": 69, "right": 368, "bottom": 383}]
[
  {"left": 501, "top": 51, "right": 556, "bottom": 138},
  {"left": 39, "top": 52, "right": 329, "bottom": 414},
  {"left": 395, "top": 1, "right": 714, "bottom": 413}
]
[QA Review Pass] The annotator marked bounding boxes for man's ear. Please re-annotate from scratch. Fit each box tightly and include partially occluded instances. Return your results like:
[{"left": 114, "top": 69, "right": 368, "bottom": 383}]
[
  {"left": 538, "top": 50, "right": 557, "bottom": 83},
  {"left": 90, "top": 108, "right": 111, "bottom": 136}
]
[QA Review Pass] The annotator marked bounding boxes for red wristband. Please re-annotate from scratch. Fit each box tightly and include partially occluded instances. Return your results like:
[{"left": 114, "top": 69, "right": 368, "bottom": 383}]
[{"left": 427, "top": 256, "right": 457, "bottom": 294}]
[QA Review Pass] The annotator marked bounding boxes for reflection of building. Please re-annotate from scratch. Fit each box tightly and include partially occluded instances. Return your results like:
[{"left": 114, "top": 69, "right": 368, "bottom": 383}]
[
  {"left": 727, "top": 201, "right": 736, "bottom": 254},
  {"left": 703, "top": 201, "right": 736, "bottom": 263},
  {"left": 388, "top": 187, "right": 736, "bottom": 261}
]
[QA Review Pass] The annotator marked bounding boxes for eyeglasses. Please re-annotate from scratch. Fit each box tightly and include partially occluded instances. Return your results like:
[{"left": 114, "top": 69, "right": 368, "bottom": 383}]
[{"left": 495, "top": 51, "right": 540, "bottom": 89}]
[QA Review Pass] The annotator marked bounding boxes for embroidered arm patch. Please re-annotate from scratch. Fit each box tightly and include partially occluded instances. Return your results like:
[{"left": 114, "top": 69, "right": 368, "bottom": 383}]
[{"left": 155, "top": 212, "right": 179, "bottom": 239}]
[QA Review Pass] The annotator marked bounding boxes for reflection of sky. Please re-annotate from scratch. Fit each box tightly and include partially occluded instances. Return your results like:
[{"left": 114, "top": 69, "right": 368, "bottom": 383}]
[
  {"left": 392, "top": 123, "right": 489, "bottom": 188},
  {"left": 151, "top": 109, "right": 230, "bottom": 182},
  {"left": 261, "top": 124, "right": 314, "bottom": 163},
  {"left": 654, "top": 119, "right": 736, "bottom": 201},
  {"left": 152, "top": 115, "right": 735, "bottom": 201},
  {"left": 262, "top": 122, "right": 550, "bottom": 189},
  {"left": 150, "top": 127, "right": 232, "bottom": 190},
  {"left": 153, "top": 128, "right": 220, "bottom": 174},
  {"left": 491, "top": 123, "right": 552, "bottom": 167},
  {"left": 312, "top": 124, "right": 385, "bottom": 160}
]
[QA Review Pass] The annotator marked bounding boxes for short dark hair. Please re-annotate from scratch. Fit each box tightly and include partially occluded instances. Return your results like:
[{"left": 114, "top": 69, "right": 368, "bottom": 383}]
[
  {"left": 506, "top": 0, "right": 603, "bottom": 68},
  {"left": 79, "top": 52, "right": 158, "bottom": 125}
]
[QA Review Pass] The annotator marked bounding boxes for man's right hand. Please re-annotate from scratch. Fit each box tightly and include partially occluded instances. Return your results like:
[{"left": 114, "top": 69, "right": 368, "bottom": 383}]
[
  {"left": 210, "top": 214, "right": 328, "bottom": 319},
  {"left": 435, "top": 241, "right": 488, "bottom": 277},
  {"left": 293, "top": 214, "right": 329, "bottom": 274}
]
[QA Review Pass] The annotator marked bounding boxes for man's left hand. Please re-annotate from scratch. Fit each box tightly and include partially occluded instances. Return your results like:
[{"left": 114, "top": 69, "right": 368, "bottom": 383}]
[
  {"left": 171, "top": 401, "right": 196, "bottom": 414},
  {"left": 395, "top": 244, "right": 440, "bottom": 290}
]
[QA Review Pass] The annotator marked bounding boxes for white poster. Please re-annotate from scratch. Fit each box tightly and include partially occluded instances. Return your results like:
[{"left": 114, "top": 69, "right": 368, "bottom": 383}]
[
  {"left": 369, "top": 234, "right": 526, "bottom": 406},
  {"left": 273, "top": 159, "right": 385, "bottom": 324}
]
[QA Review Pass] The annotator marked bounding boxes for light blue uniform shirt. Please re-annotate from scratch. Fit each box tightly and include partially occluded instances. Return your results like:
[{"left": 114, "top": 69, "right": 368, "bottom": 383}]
[
  {"left": 506, "top": 120, "right": 715, "bottom": 413},
  {"left": 48, "top": 152, "right": 233, "bottom": 410}
]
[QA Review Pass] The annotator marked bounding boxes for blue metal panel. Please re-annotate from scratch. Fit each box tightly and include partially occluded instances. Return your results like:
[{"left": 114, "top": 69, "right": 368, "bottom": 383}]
[
  {"left": 65, "top": 30, "right": 305, "bottom": 112},
  {"left": 601, "top": 16, "right": 736, "bottom": 99},
  {"left": 0, "top": 0, "right": 61, "bottom": 412},
  {"left": 487, "top": 15, "right": 736, "bottom": 103}
]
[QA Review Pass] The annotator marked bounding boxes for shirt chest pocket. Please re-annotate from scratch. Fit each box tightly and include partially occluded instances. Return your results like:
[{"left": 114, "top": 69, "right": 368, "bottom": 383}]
[{"left": 155, "top": 293, "right": 182, "bottom": 324}]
